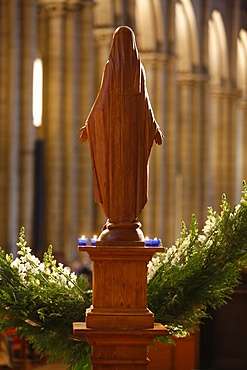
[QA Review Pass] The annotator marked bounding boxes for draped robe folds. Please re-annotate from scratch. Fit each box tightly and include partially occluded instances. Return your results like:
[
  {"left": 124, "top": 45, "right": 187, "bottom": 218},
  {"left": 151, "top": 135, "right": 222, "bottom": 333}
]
[{"left": 84, "top": 26, "right": 160, "bottom": 224}]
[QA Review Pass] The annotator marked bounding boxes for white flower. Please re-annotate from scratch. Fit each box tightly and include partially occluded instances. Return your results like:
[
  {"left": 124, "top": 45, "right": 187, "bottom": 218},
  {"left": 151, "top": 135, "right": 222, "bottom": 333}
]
[
  {"left": 147, "top": 255, "right": 162, "bottom": 281},
  {"left": 24, "top": 262, "right": 32, "bottom": 271},
  {"left": 70, "top": 272, "right": 77, "bottom": 282},
  {"left": 19, "top": 272, "right": 26, "bottom": 281},
  {"left": 32, "top": 267, "right": 40, "bottom": 275},
  {"left": 10, "top": 258, "right": 21, "bottom": 269},
  {"left": 63, "top": 267, "right": 71, "bottom": 275},
  {"left": 57, "top": 263, "right": 64, "bottom": 271},
  {"left": 39, "top": 263, "right": 45, "bottom": 272},
  {"left": 18, "top": 264, "right": 27, "bottom": 273},
  {"left": 198, "top": 235, "right": 206, "bottom": 243},
  {"left": 59, "top": 274, "right": 67, "bottom": 285},
  {"left": 17, "top": 247, "right": 31, "bottom": 256},
  {"left": 202, "top": 218, "right": 216, "bottom": 235},
  {"left": 51, "top": 271, "right": 58, "bottom": 279},
  {"left": 29, "top": 255, "right": 40, "bottom": 265},
  {"left": 234, "top": 204, "right": 241, "bottom": 214}
]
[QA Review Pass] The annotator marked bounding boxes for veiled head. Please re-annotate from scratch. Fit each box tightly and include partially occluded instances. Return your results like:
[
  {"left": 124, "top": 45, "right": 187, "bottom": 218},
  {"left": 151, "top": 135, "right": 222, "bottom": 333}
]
[{"left": 109, "top": 26, "right": 141, "bottom": 94}]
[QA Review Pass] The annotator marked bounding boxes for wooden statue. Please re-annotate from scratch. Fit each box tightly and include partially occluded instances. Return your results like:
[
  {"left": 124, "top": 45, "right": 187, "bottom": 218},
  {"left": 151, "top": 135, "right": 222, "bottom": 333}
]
[
  {"left": 79, "top": 26, "right": 164, "bottom": 243},
  {"left": 74, "top": 28, "right": 167, "bottom": 366}
]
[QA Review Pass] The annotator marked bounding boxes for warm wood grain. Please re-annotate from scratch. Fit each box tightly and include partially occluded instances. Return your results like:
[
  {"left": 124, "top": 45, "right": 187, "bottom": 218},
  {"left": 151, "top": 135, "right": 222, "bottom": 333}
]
[
  {"left": 74, "top": 27, "right": 166, "bottom": 369},
  {"left": 79, "top": 26, "right": 163, "bottom": 242}
]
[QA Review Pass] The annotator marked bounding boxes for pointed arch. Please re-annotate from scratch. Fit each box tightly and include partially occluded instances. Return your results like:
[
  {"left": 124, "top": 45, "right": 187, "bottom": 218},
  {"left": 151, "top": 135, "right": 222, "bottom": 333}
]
[
  {"left": 208, "top": 10, "right": 229, "bottom": 85},
  {"left": 237, "top": 29, "right": 247, "bottom": 97},
  {"left": 175, "top": 0, "right": 199, "bottom": 72}
]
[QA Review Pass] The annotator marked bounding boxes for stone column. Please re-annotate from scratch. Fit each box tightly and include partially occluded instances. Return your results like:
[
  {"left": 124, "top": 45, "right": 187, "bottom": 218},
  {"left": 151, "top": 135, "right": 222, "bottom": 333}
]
[
  {"left": 176, "top": 72, "right": 209, "bottom": 229},
  {"left": 19, "top": 0, "right": 37, "bottom": 245},
  {"left": 209, "top": 87, "right": 240, "bottom": 210},
  {"left": 159, "top": 0, "right": 178, "bottom": 247},
  {"left": 0, "top": 0, "right": 9, "bottom": 248},
  {"left": 225, "top": 89, "right": 240, "bottom": 206},
  {"left": 141, "top": 52, "right": 159, "bottom": 238},
  {"left": 63, "top": 0, "right": 82, "bottom": 262},
  {"left": 38, "top": 0, "right": 66, "bottom": 250},
  {"left": 153, "top": 53, "right": 168, "bottom": 238},
  {"left": 77, "top": 0, "right": 95, "bottom": 241},
  {"left": 163, "top": 54, "right": 178, "bottom": 246},
  {"left": 241, "top": 99, "right": 247, "bottom": 186},
  {"left": 234, "top": 95, "right": 246, "bottom": 201},
  {"left": 208, "top": 87, "right": 222, "bottom": 210},
  {"left": 176, "top": 76, "right": 193, "bottom": 227},
  {"left": 61, "top": 0, "right": 95, "bottom": 262},
  {"left": 0, "top": 0, "right": 21, "bottom": 253}
]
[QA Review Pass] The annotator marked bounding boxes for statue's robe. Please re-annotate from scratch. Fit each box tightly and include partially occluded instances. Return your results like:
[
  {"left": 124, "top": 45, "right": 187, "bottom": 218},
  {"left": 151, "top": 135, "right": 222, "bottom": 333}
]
[{"left": 85, "top": 26, "right": 159, "bottom": 224}]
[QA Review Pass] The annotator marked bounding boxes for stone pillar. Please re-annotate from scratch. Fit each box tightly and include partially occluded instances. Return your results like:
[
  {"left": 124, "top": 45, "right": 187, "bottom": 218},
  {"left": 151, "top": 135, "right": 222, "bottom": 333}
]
[
  {"left": 234, "top": 96, "right": 246, "bottom": 201},
  {"left": 163, "top": 54, "right": 178, "bottom": 246},
  {"left": 208, "top": 88, "right": 221, "bottom": 209},
  {"left": 240, "top": 99, "right": 247, "bottom": 187},
  {"left": 141, "top": 52, "right": 159, "bottom": 238},
  {"left": 176, "top": 73, "right": 208, "bottom": 229},
  {"left": 226, "top": 89, "right": 240, "bottom": 206},
  {"left": 0, "top": 0, "right": 21, "bottom": 252},
  {"left": 38, "top": 0, "right": 66, "bottom": 250},
  {"left": 63, "top": 0, "right": 81, "bottom": 262},
  {"left": 177, "top": 76, "right": 193, "bottom": 227},
  {"left": 19, "top": 0, "right": 37, "bottom": 245},
  {"left": 153, "top": 53, "right": 168, "bottom": 238},
  {"left": 77, "top": 0, "right": 95, "bottom": 241},
  {"left": 0, "top": 0, "right": 9, "bottom": 248},
  {"left": 209, "top": 87, "right": 240, "bottom": 210}
]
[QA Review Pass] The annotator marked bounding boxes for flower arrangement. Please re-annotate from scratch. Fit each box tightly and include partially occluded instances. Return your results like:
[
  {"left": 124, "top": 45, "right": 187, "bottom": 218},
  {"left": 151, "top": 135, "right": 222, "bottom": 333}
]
[
  {"left": 0, "top": 236, "right": 92, "bottom": 369},
  {"left": 0, "top": 181, "right": 247, "bottom": 369}
]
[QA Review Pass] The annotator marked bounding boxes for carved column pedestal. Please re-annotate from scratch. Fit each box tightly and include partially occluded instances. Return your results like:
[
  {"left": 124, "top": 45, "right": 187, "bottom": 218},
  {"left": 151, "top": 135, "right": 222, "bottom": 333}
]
[
  {"left": 74, "top": 323, "right": 166, "bottom": 369},
  {"left": 73, "top": 245, "right": 167, "bottom": 369}
]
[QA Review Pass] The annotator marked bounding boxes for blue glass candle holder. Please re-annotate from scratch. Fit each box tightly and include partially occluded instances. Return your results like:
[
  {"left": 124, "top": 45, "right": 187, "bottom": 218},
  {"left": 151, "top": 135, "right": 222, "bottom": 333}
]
[
  {"left": 90, "top": 236, "right": 97, "bottom": 246},
  {"left": 78, "top": 236, "right": 88, "bottom": 246}
]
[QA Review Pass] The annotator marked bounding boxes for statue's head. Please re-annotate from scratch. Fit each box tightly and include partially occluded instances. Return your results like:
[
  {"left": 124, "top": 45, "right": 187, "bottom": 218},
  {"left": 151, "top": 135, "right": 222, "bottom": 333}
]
[{"left": 109, "top": 26, "right": 141, "bottom": 95}]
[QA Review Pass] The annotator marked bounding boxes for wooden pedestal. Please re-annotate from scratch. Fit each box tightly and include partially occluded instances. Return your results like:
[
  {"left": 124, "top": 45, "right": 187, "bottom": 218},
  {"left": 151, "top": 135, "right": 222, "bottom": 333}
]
[{"left": 73, "top": 245, "right": 167, "bottom": 369}]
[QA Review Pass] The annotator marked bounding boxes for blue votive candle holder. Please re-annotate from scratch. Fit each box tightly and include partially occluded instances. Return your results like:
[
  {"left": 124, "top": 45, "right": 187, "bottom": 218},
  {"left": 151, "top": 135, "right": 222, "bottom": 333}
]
[
  {"left": 78, "top": 236, "right": 88, "bottom": 246},
  {"left": 91, "top": 236, "right": 97, "bottom": 246},
  {"left": 151, "top": 238, "right": 161, "bottom": 246},
  {"left": 145, "top": 238, "right": 152, "bottom": 246}
]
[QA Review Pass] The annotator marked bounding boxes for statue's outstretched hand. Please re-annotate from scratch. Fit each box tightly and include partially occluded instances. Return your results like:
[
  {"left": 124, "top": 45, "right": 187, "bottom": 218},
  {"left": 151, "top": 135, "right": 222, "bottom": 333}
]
[
  {"left": 154, "top": 129, "right": 164, "bottom": 145},
  {"left": 78, "top": 126, "right": 88, "bottom": 142}
]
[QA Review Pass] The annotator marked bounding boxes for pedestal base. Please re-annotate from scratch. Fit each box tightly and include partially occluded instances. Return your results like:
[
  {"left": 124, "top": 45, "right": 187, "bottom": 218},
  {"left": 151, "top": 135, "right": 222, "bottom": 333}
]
[
  {"left": 75, "top": 244, "right": 166, "bottom": 369},
  {"left": 85, "top": 307, "right": 154, "bottom": 329},
  {"left": 73, "top": 322, "right": 168, "bottom": 370},
  {"left": 97, "top": 220, "right": 145, "bottom": 246}
]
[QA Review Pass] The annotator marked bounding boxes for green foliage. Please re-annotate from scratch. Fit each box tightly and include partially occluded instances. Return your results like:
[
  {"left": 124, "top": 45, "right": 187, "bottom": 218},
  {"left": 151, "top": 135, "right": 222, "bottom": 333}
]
[
  {"left": 0, "top": 182, "right": 247, "bottom": 367},
  {"left": 0, "top": 228, "right": 92, "bottom": 369},
  {"left": 147, "top": 181, "right": 247, "bottom": 337}
]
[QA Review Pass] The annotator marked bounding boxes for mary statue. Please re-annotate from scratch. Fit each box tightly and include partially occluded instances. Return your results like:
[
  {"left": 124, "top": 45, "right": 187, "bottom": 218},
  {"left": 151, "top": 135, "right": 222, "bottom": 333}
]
[{"left": 79, "top": 26, "right": 163, "bottom": 243}]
